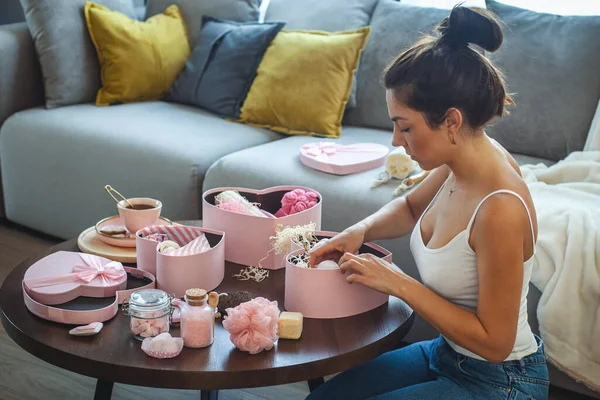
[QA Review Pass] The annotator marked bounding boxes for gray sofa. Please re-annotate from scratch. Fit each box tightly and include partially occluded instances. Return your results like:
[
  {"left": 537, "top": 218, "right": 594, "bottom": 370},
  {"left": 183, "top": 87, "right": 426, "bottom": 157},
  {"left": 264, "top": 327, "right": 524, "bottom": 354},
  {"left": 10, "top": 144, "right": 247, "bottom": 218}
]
[{"left": 1, "top": 0, "right": 599, "bottom": 397}]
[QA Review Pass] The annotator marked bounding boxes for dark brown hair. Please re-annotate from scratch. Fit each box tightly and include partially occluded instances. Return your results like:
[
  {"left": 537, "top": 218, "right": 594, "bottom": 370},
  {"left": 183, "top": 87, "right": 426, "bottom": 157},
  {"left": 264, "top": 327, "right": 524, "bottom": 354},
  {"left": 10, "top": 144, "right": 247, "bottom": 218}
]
[{"left": 383, "top": 5, "right": 513, "bottom": 130}]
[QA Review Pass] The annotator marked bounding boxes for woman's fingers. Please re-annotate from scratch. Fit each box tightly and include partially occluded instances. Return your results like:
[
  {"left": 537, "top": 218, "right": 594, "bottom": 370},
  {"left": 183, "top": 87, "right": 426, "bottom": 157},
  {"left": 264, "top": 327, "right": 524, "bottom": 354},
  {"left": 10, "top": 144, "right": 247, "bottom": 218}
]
[
  {"left": 308, "top": 240, "right": 327, "bottom": 266},
  {"left": 346, "top": 273, "right": 366, "bottom": 285},
  {"left": 338, "top": 252, "right": 364, "bottom": 266},
  {"left": 308, "top": 239, "right": 337, "bottom": 266},
  {"left": 309, "top": 239, "right": 349, "bottom": 266},
  {"left": 339, "top": 254, "right": 366, "bottom": 275}
]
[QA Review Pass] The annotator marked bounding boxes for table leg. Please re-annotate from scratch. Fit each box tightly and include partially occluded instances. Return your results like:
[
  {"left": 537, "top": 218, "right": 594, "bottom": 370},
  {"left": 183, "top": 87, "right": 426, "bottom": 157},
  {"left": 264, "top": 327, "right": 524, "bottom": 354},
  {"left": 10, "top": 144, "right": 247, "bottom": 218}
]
[
  {"left": 94, "top": 380, "right": 114, "bottom": 400},
  {"left": 307, "top": 377, "right": 325, "bottom": 392},
  {"left": 200, "top": 389, "right": 219, "bottom": 400}
]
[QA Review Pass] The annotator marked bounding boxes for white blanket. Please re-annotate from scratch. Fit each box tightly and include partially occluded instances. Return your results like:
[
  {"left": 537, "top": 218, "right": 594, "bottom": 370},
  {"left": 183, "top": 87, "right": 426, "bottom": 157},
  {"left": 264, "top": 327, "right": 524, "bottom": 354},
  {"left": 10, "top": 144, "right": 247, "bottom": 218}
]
[{"left": 520, "top": 151, "right": 600, "bottom": 393}]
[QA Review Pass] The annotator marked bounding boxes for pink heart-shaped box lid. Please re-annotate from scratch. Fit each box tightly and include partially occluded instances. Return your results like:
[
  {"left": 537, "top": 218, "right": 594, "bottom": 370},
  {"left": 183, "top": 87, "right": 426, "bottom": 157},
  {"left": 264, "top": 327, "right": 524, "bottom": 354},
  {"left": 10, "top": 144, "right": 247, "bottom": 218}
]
[
  {"left": 300, "top": 142, "right": 390, "bottom": 175},
  {"left": 23, "top": 251, "right": 128, "bottom": 306}
]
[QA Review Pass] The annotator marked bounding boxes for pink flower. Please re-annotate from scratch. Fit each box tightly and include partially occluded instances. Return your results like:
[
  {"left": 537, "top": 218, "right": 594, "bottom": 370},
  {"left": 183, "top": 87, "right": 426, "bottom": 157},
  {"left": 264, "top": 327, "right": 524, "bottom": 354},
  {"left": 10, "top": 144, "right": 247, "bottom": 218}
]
[
  {"left": 291, "top": 202, "right": 308, "bottom": 214},
  {"left": 306, "top": 191, "right": 319, "bottom": 201},
  {"left": 292, "top": 189, "right": 306, "bottom": 196},
  {"left": 274, "top": 208, "right": 288, "bottom": 218},
  {"left": 222, "top": 297, "right": 280, "bottom": 354},
  {"left": 282, "top": 191, "right": 298, "bottom": 205},
  {"left": 307, "top": 201, "right": 317, "bottom": 208},
  {"left": 296, "top": 195, "right": 308, "bottom": 203},
  {"left": 282, "top": 203, "right": 294, "bottom": 214}
]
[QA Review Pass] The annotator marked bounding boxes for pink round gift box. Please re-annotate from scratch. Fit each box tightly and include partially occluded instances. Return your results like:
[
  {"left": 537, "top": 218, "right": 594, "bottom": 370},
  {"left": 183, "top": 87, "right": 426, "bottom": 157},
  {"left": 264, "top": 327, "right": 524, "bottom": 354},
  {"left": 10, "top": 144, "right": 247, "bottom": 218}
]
[
  {"left": 284, "top": 231, "right": 391, "bottom": 319},
  {"left": 155, "top": 228, "right": 225, "bottom": 297},
  {"left": 136, "top": 225, "right": 226, "bottom": 298}
]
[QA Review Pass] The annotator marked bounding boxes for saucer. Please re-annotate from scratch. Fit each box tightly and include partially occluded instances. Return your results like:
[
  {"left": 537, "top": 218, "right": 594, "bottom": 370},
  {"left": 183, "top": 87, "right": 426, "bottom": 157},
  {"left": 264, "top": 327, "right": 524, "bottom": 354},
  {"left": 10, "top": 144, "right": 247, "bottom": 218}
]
[{"left": 95, "top": 216, "right": 173, "bottom": 248}]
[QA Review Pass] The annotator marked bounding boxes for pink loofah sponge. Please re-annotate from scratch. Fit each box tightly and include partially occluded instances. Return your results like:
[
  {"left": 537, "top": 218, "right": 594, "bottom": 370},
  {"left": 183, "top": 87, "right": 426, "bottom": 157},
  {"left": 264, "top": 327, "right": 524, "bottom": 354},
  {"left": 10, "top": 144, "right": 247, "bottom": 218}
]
[{"left": 222, "top": 297, "right": 280, "bottom": 354}]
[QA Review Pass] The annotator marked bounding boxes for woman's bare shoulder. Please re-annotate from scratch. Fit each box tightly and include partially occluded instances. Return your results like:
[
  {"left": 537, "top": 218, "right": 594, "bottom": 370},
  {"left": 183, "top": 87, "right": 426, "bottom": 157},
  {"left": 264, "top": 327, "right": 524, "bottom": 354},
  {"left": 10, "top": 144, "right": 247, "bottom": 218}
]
[
  {"left": 485, "top": 138, "right": 538, "bottom": 240},
  {"left": 490, "top": 137, "right": 521, "bottom": 176}
]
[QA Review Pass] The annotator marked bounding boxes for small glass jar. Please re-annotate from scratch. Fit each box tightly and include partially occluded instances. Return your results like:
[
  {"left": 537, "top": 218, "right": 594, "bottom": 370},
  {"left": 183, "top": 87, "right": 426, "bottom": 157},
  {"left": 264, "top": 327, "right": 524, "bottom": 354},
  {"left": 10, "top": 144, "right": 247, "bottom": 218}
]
[
  {"left": 122, "top": 289, "right": 173, "bottom": 341},
  {"left": 180, "top": 288, "right": 215, "bottom": 348}
]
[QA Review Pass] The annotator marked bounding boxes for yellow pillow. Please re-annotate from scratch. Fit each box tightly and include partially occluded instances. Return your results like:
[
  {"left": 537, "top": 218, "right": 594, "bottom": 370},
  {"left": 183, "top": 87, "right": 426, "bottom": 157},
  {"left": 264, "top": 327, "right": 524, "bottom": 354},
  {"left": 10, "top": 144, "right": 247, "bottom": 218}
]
[
  {"left": 238, "top": 27, "right": 371, "bottom": 138},
  {"left": 84, "top": 2, "right": 190, "bottom": 106}
]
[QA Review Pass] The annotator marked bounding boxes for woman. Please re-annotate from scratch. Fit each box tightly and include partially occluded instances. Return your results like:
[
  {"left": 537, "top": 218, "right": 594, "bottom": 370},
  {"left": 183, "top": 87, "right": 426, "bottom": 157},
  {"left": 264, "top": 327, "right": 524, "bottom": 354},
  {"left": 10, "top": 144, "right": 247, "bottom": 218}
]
[{"left": 306, "top": 6, "right": 549, "bottom": 400}]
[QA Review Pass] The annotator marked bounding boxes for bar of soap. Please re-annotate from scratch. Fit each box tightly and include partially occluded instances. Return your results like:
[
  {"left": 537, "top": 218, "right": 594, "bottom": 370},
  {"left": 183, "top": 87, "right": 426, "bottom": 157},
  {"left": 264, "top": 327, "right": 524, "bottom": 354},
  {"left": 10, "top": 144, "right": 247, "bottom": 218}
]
[{"left": 278, "top": 311, "right": 303, "bottom": 340}]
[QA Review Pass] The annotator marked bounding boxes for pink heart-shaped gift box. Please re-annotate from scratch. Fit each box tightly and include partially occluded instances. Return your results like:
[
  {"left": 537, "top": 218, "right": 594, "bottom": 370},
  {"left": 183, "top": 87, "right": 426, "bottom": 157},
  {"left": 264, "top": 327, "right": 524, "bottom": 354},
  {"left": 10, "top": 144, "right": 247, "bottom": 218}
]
[
  {"left": 22, "top": 252, "right": 156, "bottom": 325},
  {"left": 202, "top": 186, "right": 322, "bottom": 270},
  {"left": 284, "top": 231, "right": 391, "bottom": 319},
  {"left": 22, "top": 251, "right": 128, "bottom": 306},
  {"left": 300, "top": 142, "right": 390, "bottom": 175}
]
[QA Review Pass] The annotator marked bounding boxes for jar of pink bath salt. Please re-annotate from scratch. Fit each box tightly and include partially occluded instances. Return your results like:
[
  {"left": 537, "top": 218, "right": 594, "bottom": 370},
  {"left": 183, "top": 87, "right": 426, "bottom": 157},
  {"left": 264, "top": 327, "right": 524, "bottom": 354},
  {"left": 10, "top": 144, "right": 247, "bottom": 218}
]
[{"left": 180, "top": 288, "right": 215, "bottom": 348}]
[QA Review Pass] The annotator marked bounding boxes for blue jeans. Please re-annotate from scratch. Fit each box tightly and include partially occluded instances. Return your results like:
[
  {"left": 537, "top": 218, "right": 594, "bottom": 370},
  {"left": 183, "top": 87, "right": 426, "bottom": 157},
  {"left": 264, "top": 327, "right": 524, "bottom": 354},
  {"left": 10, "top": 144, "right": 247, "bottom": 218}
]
[{"left": 307, "top": 335, "right": 549, "bottom": 400}]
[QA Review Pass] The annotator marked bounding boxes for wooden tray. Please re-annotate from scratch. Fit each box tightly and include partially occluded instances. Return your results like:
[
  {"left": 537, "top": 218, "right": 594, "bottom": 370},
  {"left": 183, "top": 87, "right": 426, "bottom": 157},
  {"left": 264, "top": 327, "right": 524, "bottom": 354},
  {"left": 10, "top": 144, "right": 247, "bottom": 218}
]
[{"left": 78, "top": 226, "right": 137, "bottom": 263}]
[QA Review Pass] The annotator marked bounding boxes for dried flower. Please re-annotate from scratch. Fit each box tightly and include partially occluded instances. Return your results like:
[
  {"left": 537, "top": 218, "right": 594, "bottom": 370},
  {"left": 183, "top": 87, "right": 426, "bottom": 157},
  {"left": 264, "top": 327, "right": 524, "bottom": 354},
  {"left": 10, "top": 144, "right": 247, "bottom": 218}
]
[
  {"left": 233, "top": 266, "right": 270, "bottom": 282},
  {"left": 270, "top": 222, "right": 318, "bottom": 255},
  {"left": 269, "top": 222, "right": 319, "bottom": 268}
]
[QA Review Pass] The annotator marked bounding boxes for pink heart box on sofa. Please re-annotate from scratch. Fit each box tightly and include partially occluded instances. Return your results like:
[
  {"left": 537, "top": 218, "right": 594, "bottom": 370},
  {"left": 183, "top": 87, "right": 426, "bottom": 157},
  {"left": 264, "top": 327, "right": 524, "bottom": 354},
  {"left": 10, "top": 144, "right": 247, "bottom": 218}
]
[
  {"left": 299, "top": 142, "right": 390, "bottom": 175},
  {"left": 136, "top": 225, "right": 226, "bottom": 297},
  {"left": 22, "top": 251, "right": 128, "bottom": 306},
  {"left": 202, "top": 186, "right": 322, "bottom": 270},
  {"left": 284, "top": 231, "right": 391, "bottom": 319}
]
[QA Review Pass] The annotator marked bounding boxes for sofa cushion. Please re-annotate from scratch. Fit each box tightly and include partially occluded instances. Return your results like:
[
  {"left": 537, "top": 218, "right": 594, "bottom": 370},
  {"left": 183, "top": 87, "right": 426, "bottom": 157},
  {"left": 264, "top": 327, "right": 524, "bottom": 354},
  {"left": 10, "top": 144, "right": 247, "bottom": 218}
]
[
  {"left": 485, "top": 0, "right": 600, "bottom": 161},
  {"left": 238, "top": 28, "right": 371, "bottom": 138},
  {"left": 264, "top": 0, "right": 378, "bottom": 109},
  {"left": 343, "top": 1, "right": 450, "bottom": 131},
  {"left": 85, "top": 3, "right": 190, "bottom": 106},
  {"left": 168, "top": 17, "right": 285, "bottom": 119},
  {"left": 145, "top": 0, "right": 261, "bottom": 48},
  {"left": 19, "top": 0, "right": 136, "bottom": 109},
  {"left": 0, "top": 101, "right": 282, "bottom": 239}
]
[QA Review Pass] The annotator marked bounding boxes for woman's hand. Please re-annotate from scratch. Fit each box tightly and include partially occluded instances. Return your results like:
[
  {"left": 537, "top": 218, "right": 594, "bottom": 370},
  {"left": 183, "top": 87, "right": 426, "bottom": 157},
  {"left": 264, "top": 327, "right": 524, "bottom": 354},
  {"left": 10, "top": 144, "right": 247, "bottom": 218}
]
[
  {"left": 308, "top": 224, "right": 366, "bottom": 267},
  {"left": 338, "top": 252, "right": 406, "bottom": 296}
]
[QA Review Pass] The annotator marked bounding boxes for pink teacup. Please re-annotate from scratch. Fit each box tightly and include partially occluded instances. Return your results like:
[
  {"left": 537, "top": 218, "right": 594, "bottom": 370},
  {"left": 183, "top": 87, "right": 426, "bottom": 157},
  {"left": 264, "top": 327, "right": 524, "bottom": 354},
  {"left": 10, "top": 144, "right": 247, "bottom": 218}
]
[{"left": 117, "top": 198, "right": 162, "bottom": 234}]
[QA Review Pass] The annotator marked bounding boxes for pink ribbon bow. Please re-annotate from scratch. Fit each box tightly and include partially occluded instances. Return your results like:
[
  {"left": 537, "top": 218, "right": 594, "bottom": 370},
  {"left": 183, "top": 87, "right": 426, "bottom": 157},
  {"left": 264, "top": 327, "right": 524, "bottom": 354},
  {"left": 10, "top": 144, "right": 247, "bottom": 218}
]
[
  {"left": 301, "top": 142, "right": 386, "bottom": 162},
  {"left": 24, "top": 253, "right": 126, "bottom": 289},
  {"left": 302, "top": 142, "right": 338, "bottom": 160},
  {"left": 72, "top": 254, "right": 126, "bottom": 284}
]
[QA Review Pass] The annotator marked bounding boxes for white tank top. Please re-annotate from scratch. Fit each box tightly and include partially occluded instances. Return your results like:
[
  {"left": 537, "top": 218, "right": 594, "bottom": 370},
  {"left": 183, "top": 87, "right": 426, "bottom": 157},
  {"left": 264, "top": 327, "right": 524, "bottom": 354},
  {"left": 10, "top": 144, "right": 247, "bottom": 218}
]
[{"left": 409, "top": 186, "right": 539, "bottom": 361}]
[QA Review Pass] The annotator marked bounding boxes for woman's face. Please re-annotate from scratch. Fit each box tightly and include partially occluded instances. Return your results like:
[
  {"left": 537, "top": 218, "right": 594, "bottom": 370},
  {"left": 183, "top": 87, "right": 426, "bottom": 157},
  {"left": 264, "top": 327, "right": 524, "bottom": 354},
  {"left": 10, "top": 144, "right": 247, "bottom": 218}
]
[{"left": 386, "top": 90, "right": 451, "bottom": 170}]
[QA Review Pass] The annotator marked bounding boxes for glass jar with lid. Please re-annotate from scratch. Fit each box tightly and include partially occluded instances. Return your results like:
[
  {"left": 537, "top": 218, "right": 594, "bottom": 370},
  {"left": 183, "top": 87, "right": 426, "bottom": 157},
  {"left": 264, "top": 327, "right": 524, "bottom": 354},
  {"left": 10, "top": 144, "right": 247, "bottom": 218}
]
[
  {"left": 179, "top": 288, "right": 217, "bottom": 348},
  {"left": 122, "top": 288, "right": 174, "bottom": 341}
]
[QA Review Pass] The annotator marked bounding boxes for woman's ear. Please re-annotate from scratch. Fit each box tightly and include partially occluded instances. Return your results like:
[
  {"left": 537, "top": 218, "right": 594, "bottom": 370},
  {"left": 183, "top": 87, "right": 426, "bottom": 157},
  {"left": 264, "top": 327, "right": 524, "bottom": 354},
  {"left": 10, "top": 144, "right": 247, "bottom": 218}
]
[{"left": 444, "top": 108, "right": 463, "bottom": 144}]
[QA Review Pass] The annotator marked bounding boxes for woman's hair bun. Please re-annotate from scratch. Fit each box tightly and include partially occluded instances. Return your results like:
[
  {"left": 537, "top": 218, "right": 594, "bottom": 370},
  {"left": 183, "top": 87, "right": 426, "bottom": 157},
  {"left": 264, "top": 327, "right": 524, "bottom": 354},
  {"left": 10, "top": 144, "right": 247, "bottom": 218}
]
[{"left": 436, "top": 6, "right": 503, "bottom": 52}]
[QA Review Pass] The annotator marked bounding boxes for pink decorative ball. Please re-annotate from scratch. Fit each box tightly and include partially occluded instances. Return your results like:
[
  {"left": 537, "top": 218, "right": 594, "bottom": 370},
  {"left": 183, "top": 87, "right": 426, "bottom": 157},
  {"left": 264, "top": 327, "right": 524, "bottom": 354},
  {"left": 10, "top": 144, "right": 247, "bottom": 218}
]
[
  {"left": 222, "top": 297, "right": 280, "bottom": 354},
  {"left": 275, "top": 189, "right": 319, "bottom": 217}
]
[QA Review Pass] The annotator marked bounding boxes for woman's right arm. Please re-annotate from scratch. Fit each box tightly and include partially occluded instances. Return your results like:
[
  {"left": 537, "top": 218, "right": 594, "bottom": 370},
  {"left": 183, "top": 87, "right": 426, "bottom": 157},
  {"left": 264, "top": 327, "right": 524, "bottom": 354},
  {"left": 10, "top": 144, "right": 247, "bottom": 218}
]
[
  {"left": 358, "top": 165, "right": 451, "bottom": 242},
  {"left": 309, "top": 165, "right": 450, "bottom": 266}
]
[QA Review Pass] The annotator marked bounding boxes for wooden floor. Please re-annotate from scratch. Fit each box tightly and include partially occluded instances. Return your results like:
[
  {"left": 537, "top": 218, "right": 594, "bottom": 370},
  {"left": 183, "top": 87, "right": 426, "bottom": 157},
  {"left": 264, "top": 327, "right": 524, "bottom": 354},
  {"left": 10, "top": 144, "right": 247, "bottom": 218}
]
[{"left": 0, "top": 220, "right": 594, "bottom": 400}]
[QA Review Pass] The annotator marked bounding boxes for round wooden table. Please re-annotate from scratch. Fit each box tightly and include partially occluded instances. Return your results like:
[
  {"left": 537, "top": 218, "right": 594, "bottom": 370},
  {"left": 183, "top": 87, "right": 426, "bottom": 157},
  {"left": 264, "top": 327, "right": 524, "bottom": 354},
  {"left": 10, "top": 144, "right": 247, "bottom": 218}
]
[{"left": 1, "top": 231, "right": 414, "bottom": 400}]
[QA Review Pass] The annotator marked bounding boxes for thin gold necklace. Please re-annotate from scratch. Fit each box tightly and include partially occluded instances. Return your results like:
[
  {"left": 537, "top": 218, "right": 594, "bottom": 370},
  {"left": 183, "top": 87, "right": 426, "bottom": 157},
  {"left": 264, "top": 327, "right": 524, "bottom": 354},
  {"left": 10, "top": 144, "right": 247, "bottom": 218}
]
[{"left": 447, "top": 179, "right": 464, "bottom": 196}]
